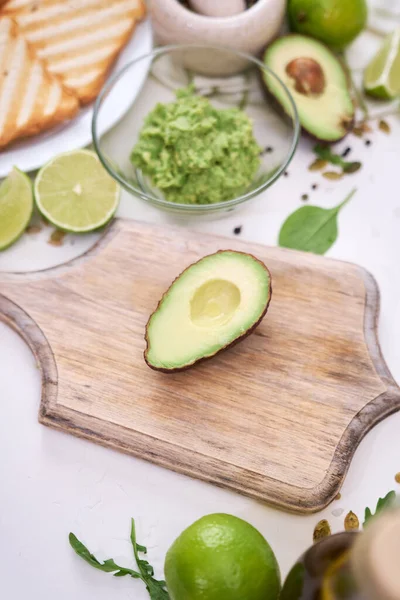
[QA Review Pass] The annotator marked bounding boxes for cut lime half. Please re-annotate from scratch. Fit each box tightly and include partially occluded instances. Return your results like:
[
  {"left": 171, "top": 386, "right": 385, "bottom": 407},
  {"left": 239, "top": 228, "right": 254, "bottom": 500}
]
[
  {"left": 35, "top": 150, "right": 120, "bottom": 233},
  {"left": 0, "top": 167, "right": 33, "bottom": 251},
  {"left": 364, "top": 29, "right": 400, "bottom": 100}
]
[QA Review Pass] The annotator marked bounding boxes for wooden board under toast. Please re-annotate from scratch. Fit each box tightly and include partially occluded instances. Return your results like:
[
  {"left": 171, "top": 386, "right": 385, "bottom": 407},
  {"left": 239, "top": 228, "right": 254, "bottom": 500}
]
[{"left": 0, "top": 220, "right": 399, "bottom": 513}]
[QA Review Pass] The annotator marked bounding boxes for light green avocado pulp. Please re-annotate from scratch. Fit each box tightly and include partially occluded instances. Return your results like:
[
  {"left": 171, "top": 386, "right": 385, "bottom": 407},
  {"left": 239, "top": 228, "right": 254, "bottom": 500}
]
[
  {"left": 145, "top": 251, "right": 271, "bottom": 371},
  {"left": 130, "top": 85, "right": 261, "bottom": 205}
]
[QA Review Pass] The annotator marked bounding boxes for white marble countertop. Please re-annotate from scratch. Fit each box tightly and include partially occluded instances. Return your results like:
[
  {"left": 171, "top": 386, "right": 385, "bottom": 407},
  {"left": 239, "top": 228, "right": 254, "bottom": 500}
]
[{"left": 1, "top": 22, "right": 400, "bottom": 599}]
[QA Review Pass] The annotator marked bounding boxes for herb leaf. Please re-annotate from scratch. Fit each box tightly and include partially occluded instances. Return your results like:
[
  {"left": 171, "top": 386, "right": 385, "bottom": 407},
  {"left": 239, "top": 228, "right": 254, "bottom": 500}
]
[
  {"left": 130, "top": 519, "right": 170, "bottom": 600},
  {"left": 314, "top": 144, "right": 361, "bottom": 174},
  {"left": 278, "top": 189, "right": 356, "bottom": 255},
  {"left": 69, "top": 533, "right": 141, "bottom": 577},
  {"left": 69, "top": 523, "right": 170, "bottom": 598},
  {"left": 364, "top": 491, "right": 396, "bottom": 526}
]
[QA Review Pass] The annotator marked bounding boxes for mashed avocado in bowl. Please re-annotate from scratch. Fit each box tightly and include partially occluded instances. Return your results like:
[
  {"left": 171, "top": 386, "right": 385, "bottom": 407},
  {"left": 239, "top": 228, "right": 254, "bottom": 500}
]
[
  {"left": 130, "top": 86, "right": 261, "bottom": 205},
  {"left": 92, "top": 45, "right": 299, "bottom": 216}
]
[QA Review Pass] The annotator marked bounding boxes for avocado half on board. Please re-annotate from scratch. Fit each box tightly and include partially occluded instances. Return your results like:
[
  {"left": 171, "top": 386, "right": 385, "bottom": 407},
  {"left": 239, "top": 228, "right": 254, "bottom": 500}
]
[
  {"left": 263, "top": 35, "right": 355, "bottom": 142},
  {"left": 145, "top": 251, "right": 272, "bottom": 372}
]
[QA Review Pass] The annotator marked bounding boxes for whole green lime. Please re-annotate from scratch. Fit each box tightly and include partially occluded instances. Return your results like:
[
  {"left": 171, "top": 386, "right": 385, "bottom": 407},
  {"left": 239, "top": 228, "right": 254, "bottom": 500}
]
[
  {"left": 164, "top": 513, "right": 281, "bottom": 600},
  {"left": 287, "top": 0, "right": 368, "bottom": 49}
]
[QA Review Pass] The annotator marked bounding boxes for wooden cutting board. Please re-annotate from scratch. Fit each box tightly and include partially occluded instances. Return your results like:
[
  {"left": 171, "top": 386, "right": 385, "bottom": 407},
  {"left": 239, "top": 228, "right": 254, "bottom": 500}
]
[{"left": 1, "top": 219, "right": 399, "bottom": 513}]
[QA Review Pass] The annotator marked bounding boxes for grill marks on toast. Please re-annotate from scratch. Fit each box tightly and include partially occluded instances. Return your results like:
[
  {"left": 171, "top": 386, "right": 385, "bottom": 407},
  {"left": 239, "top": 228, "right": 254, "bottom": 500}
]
[
  {"left": 3, "top": 0, "right": 146, "bottom": 104},
  {"left": 0, "top": 16, "right": 78, "bottom": 148}
]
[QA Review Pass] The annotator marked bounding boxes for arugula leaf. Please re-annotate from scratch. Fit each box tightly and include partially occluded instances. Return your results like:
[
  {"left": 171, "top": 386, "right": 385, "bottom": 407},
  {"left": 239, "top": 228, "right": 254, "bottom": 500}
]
[
  {"left": 278, "top": 189, "right": 356, "bottom": 255},
  {"left": 314, "top": 144, "right": 361, "bottom": 174},
  {"left": 69, "top": 521, "right": 170, "bottom": 600},
  {"left": 69, "top": 533, "right": 140, "bottom": 577},
  {"left": 130, "top": 519, "right": 170, "bottom": 600},
  {"left": 364, "top": 491, "right": 396, "bottom": 526}
]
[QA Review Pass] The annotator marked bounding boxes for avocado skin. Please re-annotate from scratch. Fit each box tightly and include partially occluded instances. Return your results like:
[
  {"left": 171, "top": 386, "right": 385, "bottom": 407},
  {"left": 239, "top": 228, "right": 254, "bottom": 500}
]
[
  {"left": 144, "top": 250, "right": 272, "bottom": 373},
  {"left": 262, "top": 34, "right": 355, "bottom": 143}
]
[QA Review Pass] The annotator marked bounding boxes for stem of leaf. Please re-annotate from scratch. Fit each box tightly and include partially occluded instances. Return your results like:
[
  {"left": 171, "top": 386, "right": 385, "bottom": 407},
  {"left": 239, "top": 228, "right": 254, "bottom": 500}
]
[
  {"left": 131, "top": 519, "right": 141, "bottom": 566},
  {"left": 335, "top": 188, "right": 357, "bottom": 213}
]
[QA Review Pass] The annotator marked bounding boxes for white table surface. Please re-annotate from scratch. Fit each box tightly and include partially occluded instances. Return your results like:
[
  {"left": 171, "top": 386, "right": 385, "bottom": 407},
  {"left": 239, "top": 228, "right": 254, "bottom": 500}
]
[{"left": 1, "top": 25, "right": 400, "bottom": 599}]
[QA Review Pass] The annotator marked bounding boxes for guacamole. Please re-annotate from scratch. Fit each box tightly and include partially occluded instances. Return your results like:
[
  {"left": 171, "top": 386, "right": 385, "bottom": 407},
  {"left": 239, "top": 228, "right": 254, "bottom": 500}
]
[{"left": 130, "top": 86, "right": 261, "bottom": 205}]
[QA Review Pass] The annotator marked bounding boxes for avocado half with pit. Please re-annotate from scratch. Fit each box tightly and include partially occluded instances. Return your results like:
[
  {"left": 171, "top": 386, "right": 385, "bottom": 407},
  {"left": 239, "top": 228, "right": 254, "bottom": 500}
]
[
  {"left": 263, "top": 35, "right": 355, "bottom": 142},
  {"left": 145, "top": 251, "right": 272, "bottom": 372}
]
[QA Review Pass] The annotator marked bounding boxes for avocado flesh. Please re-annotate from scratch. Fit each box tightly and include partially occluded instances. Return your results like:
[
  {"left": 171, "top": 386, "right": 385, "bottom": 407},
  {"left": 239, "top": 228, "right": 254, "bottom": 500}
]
[
  {"left": 263, "top": 35, "right": 354, "bottom": 142},
  {"left": 145, "top": 251, "right": 271, "bottom": 372}
]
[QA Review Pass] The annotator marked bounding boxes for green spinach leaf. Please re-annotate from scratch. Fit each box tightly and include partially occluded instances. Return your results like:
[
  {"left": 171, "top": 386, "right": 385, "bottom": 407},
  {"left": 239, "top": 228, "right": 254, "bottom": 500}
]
[
  {"left": 364, "top": 491, "right": 396, "bottom": 526},
  {"left": 278, "top": 189, "right": 356, "bottom": 255}
]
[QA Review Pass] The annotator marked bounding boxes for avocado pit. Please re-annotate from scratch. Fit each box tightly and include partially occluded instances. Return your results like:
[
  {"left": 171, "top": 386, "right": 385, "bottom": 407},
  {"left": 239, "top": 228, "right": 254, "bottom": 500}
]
[
  {"left": 190, "top": 279, "right": 241, "bottom": 328},
  {"left": 286, "top": 57, "right": 326, "bottom": 96}
]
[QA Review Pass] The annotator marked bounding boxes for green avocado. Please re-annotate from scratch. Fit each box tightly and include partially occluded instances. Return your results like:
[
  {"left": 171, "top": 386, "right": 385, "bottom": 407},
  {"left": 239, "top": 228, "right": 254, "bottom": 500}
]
[
  {"left": 144, "top": 251, "right": 271, "bottom": 372},
  {"left": 263, "top": 35, "right": 355, "bottom": 142}
]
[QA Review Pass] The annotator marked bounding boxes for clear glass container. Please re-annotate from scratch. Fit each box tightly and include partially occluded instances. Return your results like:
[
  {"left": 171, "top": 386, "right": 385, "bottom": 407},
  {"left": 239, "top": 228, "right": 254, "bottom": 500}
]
[{"left": 92, "top": 44, "right": 300, "bottom": 218}]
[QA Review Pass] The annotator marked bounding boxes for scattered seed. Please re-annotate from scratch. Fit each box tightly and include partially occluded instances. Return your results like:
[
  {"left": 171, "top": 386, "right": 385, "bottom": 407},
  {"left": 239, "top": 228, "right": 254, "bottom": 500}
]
[
  {"left": 233, "top": 226, "right": 242, "bottom": 235},
  {"left": 352, "top": 126, "right": 364, "bottom": 138},
  {"left": 313, "top": 519, "right": 331, "bottom": 543},
  {"left": 26, "top": 225, "right": 42, "bottom": 234},
  {"left": 379, "top": 119, "right": 391, "bottom": 134},
  {"left": 284, "top": 171, "right": 289, "bottom": 177},
  {"left": 335, "top": 493, "right": 342, "bottom": 500},
  {"left": 341, "top": 147, "right": 351, "bottom": 158},
  {"left": 395, "top": 473, "right": 400, "bottom": 484},
  {"left": 301, "top": 194, "right": 309, "bottom": 201},
  {"left": 344, "top": 511, "right": 360, "bottom": 531},
  {"left": 260, "top": 146, "right": 274, "bottom": 156},
  {"left": 343, "top": 161, "right": 362, "bottom": 174},
  {"left": 365, "top": 139, "right": 372, "bottom": 147},
  {"left": 332, "top": 508, "right": 344, "bottom": 517},
  {"left": 322, "top": 171, "right": 343, "bottom": 180},
  {"left": 48, "top": 229, "right": 66, "bottom": 247},
  {"left": 311, "top": 184, "right": 318, "bottom": 190},
  {"left": 309, "top": 159, "right": 328, "bottom": 172}
]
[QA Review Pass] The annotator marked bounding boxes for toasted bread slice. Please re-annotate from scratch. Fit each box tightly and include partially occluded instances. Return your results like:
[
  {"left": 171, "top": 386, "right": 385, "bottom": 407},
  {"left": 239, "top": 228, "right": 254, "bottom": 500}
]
[
  {"left": 0, "top": 16, "right": 78, "bottom": 149},
  {"left": 3, "top": 0, "right": 147, "bottom": 105}
]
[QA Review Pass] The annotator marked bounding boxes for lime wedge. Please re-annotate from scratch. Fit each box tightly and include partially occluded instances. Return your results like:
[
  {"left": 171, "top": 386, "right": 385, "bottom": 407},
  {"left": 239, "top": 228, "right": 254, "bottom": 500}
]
[
  {"left": 35, "top": 150, "right": 120, "bottom": 233},
  {"left": 364, "top": 29, "right": 400, "bottom": 100},
  {"left": 0, "top": 167, "right": 33, "bottom": 250}
]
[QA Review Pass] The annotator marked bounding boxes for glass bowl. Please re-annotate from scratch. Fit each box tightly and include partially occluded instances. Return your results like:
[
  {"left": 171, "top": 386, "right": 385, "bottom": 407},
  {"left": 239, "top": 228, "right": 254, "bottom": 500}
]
[{"left": 92, "top": 44, "right": 300, "bottom": 217}]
